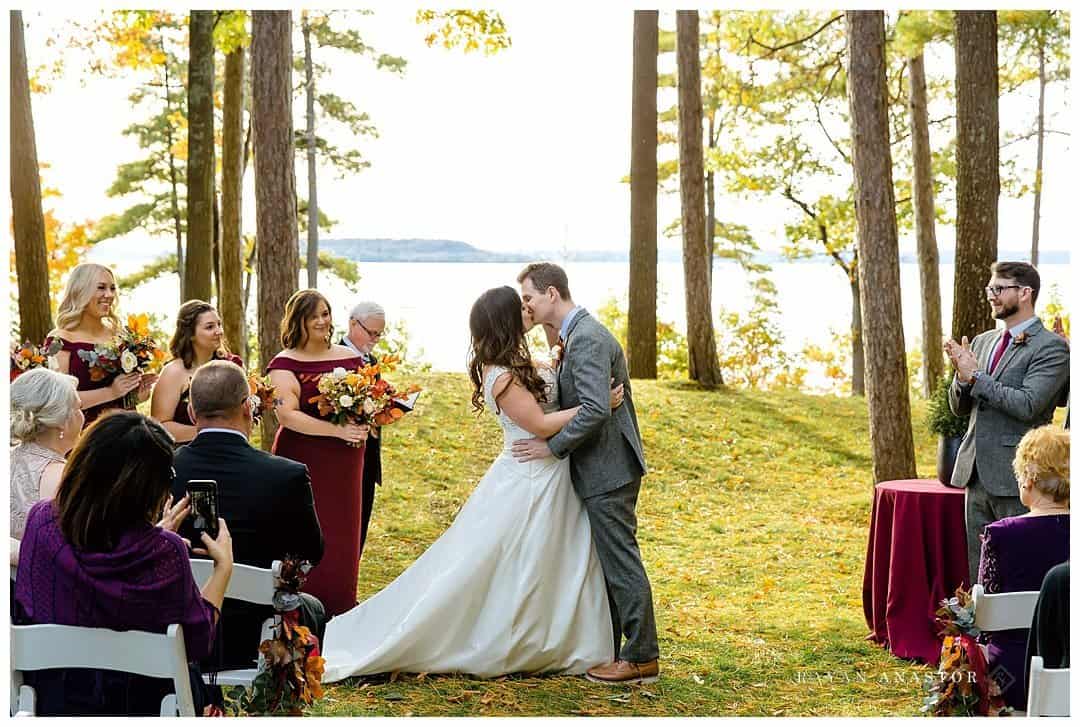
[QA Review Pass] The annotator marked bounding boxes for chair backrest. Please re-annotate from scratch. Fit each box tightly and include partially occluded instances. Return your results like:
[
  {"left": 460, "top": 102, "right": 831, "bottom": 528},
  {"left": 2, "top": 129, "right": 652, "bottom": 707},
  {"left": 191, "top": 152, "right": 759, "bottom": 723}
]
[
  {"left": 10, "top": 623, "right": 195, "bottom": 717},
  {"left": 1023, "top": 652, "right": 1067, "bottom": 712},
  {"left": 190, "top": 559, "right": 279, "bottom": 606},
  {"left": 1027, "top": 655, "right": 1070, "bottom": 717},
  {"left": 971, "top": 584, "right": 1040, "bottom": 631}
]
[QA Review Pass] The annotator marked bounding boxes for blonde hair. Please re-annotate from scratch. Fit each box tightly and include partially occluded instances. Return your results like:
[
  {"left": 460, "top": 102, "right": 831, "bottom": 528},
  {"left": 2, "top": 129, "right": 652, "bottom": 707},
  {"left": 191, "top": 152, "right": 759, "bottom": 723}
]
[
  {"left": 55, "top": 263, "right": 121, "bottom": 332},
  {"left": 11, "top": 368, "right": 81, "bottom": 443},
  {"left": 1013, "top": 425, "right": 1070, "bottom": 503}
]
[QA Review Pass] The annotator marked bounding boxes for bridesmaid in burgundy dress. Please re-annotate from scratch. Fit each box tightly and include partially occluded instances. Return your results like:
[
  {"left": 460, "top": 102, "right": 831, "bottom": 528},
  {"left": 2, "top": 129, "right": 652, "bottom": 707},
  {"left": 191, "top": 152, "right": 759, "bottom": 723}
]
[
  {"left": 267, "top": 290, "right": 370, "bottom": 617},
  {"left": 47, "top": 263, "right": 154, "bottom": 428},
  {"left": 152, "top": 300, "right": 244, "bottom": 446}
]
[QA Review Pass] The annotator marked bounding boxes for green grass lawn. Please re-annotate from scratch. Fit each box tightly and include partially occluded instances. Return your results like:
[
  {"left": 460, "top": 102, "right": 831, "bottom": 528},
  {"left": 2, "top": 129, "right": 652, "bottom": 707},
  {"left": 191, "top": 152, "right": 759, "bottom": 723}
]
[{"left": 307, "top": 372, "right": 947, "bottom": 716}]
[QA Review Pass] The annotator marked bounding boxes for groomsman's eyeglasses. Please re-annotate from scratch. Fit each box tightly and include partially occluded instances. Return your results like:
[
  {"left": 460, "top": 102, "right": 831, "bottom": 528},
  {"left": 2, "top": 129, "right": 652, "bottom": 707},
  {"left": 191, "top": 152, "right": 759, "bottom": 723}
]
[
  {"left": 984, "top": 284, "right": 1026, "bottom": 298},
  {"left": 352, "top": 318, "right": 384, "bottom": 340}
]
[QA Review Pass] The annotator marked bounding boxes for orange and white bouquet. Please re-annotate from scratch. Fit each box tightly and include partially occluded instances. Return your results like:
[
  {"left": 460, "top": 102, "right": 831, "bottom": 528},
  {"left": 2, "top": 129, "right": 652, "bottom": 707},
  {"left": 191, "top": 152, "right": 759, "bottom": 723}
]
[
  {"left": 248, "top": 373, "right": 282, "bottom": 423},
  {"left": 77, "top": 313, "right": 166, "bottom": 407},
  {"left": 10, "top": 338, "right": 63, "bottom": 382},
  {"left": 309, "top": 354, "right": 421, "bottom": 447}
]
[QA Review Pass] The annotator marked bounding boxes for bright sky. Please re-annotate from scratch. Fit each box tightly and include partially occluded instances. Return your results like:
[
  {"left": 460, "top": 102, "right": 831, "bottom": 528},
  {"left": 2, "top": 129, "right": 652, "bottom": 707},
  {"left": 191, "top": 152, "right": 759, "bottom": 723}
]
[{"left": 16, "top": 6, "right": 1074, "bottom": 259}]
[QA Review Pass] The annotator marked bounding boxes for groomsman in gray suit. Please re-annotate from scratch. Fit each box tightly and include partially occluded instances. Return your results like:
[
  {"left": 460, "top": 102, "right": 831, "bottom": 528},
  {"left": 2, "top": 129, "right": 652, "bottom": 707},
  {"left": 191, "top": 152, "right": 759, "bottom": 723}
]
[
  {"left": 945, "top": 261, "right": 1070, "bottom": 585},
  {"left": 512, "top": 262, "right": 660, "bottom": 685}
]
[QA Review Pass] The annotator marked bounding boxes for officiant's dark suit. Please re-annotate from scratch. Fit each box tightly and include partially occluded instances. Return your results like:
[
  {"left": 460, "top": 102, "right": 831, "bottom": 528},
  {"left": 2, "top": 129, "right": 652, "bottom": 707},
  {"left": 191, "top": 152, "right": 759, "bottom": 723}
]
[
  {"left": 340, "top": 336, "right": 382, "bottom": 555},
  {"left": 174, "top": 428, "right": 326, "bottom": 670}
]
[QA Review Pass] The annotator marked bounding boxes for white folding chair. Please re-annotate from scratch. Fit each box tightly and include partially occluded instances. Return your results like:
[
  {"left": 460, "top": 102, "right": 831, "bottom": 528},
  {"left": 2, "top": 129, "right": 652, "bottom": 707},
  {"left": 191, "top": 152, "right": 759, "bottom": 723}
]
[
  {"left": 971, "top": 584, "right": 1042, "bottom": 715},
  {"left": 1027, "top": 656, "right": 1069, "bottom": 717},
  {"left": 10, "top": 623, "right": 195, "bottom": 716},
  {"left": 190, "top": 559, "right": 280, "bottom": 688},
  {"left": 971, "top": 583, "right": 1041, "bottom": 631}
]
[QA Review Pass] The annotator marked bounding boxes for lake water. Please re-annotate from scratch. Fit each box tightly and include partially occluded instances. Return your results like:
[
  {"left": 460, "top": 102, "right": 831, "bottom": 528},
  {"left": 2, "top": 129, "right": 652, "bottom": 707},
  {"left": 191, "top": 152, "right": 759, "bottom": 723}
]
[{"left": 95, "top": 253, "right": 1070, "bottom": 376}]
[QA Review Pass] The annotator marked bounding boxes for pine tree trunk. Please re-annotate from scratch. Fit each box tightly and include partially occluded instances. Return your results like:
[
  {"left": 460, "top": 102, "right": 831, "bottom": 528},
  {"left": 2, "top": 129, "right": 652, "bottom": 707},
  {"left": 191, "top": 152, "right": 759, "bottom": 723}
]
[
  {"left": 160, "top": 31, "right": 185, "bottom": 302},
  {"left": 846, "top": 10, "right": 917, "bottom": 482},
  {"left": 627, "top": 9, "right": 658, "bottom": 380},
  {"left": 908, "top": 53, "right": 944, "bottom": 397},
  {"left": 220, "top": 46, "right": 246, "bottom": 363},
  {"left": 302, "top": 12, "right": 319, "bottom": 289},
  {"left": 849, "top": 266, "right": 866, "bottom": 397},
  {"left": 705, "top": 115, "right": 717, "bottom": 297},
  {"left": 676, "top": 10, "right": 722, "bottom": 389},
  {"left": 253, "top": 10, "right": 300, "bottom": 449},
  {"left": 185, "top": 10, "right": 215, "bottom": 303},
  {"left": 10, "top": 10, "right": 53, "bottom": 343},
  {"left": 952, "top": 11, "right": 998, "bottom": 342},
  {"left": 1030, "top": 32, "right": 1046, "bottom": 267}
]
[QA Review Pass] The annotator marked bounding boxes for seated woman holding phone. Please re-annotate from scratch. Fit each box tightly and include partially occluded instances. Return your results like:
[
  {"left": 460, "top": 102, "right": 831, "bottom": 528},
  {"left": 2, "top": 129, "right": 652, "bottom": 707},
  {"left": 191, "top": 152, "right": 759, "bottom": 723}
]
[{"left": 13, "top": 411, "right": 234, "bottom": 716}]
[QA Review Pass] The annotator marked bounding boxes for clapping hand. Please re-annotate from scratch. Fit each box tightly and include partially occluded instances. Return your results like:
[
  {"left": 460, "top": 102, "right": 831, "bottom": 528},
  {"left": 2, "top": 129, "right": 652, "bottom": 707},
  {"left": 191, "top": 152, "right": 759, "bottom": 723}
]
[
  {"left": 1052, "top": 315, "right": 1068, "bottom": 344},
  {"left": 943, "top": 336, "right": 978, "bottom": 383}
]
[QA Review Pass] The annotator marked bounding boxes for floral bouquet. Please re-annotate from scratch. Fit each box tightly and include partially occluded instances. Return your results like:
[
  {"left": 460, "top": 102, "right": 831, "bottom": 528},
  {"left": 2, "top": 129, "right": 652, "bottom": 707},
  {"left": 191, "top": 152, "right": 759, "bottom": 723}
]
[
  {"left": 77, "top": 313, "right": 166, "bottom": 408},
  {"left": 10, "top": 338, "right": 63, "bottom": 382},
  {"left": 229, "top": 558, "right": 325, "bottom": 716},
  {"left": 248, "top": 373, "right": 282, "bottom": 423},
  {"left": 309, "top": 354, "right": 421, "bottom": 447},
  {"left": 921, "top": 586, "right": 1010, "bottom": 717}
]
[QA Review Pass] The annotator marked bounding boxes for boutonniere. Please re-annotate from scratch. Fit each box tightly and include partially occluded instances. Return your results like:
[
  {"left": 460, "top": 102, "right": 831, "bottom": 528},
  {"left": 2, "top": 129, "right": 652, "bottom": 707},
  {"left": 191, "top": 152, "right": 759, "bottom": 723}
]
[
  {"left": 1012, "top": 331, "right": 1031, "bottom": 347},
  {"left": 551, "top": 344, "right": 565, "bottom": 367}
]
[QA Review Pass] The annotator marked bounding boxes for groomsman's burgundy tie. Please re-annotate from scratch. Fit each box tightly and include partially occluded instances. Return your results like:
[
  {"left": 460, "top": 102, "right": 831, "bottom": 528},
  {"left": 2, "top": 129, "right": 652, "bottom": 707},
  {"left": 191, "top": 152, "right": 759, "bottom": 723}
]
[{"left": 988, "top": 330, "right": 1012, "bottom": 374}]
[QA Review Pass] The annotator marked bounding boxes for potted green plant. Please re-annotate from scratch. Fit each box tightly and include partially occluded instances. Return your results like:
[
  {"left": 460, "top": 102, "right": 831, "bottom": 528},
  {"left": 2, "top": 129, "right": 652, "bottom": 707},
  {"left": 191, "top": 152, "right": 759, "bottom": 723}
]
[{"left": 926, "top": 374, "right": 970, "bottom": 485}]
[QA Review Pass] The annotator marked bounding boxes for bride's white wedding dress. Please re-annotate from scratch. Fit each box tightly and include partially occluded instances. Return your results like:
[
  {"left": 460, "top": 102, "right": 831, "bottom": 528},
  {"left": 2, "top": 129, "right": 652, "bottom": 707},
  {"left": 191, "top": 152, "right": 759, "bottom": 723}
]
[{"left": 321, "top": 365, "right": 613, "bottom": 682}]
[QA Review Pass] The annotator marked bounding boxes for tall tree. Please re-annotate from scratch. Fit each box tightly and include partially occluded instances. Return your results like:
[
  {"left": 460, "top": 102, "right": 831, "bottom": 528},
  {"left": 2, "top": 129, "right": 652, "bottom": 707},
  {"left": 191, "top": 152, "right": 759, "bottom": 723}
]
[
  {"left": 301, "top": 11, "right": 319, "bottom": 288},
  {"left": 676, "top": 10, "right": 722, "bottom": 389},
  {"left": 10, "top": 10, "right": 53, "bottom": 342},
  {"left": 82, "top": 13, "right": 189, "bottom": 295},
  {"left": 628, "top": 10, "right": 658, "bottom": 379},
  {"left": 293, "top": 12, "right": 407, "bottom": 288},
  {"left": 185, "top": 10, "right": 216, "bottom": 303},
  {"left": 253, "top": 10, "right": 300, "bottom": 448},
  {"left": 846, "top": 10, "right": 916, "bottom": 482},
  {"left": 220, "top": 41, "right": 246, "bottom": 358},
  {"left": 952, "top": 11, "right": 998, "bottom": 342},
  {"left": 907, "top": 53, "right": 944, "bottom": 397}
]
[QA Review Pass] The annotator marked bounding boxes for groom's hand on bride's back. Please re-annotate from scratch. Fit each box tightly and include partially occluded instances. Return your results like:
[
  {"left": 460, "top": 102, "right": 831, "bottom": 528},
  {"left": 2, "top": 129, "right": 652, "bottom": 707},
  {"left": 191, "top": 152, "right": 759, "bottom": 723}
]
[{"left": 512, "top": 437, "right": 552, "bottom": 462}]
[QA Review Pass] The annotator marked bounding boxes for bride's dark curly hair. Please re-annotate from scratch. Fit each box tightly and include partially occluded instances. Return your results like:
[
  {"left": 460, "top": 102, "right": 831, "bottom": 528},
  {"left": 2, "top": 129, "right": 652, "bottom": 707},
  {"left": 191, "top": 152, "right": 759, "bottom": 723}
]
[{"left": 467, "top": 286, "right": 547, "bottom": 413}]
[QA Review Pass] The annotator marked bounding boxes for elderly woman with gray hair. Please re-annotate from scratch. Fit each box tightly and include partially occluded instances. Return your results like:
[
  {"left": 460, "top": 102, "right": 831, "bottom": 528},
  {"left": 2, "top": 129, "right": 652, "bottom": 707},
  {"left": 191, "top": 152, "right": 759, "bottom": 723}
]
[{"left": 10, "top": 368, "right": 84, "bottom": 565}]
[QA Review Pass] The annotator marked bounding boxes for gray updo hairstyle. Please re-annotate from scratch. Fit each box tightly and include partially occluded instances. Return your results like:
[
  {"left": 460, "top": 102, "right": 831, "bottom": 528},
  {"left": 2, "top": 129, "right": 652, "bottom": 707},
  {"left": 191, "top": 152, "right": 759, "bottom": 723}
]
[{"left": 10, "top": 368, "right": 80, "bottom": 443}]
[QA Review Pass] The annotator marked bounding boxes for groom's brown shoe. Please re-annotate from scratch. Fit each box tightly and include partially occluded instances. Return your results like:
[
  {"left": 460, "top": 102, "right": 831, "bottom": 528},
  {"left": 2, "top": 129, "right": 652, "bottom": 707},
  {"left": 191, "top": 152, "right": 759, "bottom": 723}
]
[{"left": 585, "top": 659, "right": 660, "bottom": 685}]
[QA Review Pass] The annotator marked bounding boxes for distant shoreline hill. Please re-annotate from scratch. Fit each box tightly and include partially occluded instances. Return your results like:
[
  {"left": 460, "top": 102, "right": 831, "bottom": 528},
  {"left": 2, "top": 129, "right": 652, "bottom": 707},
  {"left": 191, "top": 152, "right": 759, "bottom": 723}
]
[{"left": 321, "top": 238, "right": 1070, "bottom": 265}]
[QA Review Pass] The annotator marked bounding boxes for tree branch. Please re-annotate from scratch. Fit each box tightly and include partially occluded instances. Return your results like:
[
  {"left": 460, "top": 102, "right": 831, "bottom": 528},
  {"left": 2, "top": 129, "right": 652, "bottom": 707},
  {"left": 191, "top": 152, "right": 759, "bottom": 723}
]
[{"left": 748, "top": 14, "right": 843, "bottom": 58}]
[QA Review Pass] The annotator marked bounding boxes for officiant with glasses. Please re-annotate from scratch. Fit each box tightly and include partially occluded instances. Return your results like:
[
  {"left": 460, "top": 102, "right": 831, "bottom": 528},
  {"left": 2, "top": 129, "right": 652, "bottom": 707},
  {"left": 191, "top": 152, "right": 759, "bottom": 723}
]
[{"left": 341, "top": 301, "right": 387, "bottom": 558}]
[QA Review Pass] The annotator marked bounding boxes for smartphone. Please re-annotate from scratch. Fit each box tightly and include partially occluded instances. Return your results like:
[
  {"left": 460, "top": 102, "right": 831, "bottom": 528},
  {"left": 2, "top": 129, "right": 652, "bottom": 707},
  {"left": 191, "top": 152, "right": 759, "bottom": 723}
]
[{"left": 186, "top": 480, "right": 219, "bottom": 540}]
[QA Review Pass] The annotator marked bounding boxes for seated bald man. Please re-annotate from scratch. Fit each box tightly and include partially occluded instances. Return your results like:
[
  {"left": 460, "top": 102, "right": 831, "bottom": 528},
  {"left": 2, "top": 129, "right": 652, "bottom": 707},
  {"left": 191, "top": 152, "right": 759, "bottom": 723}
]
[{"left": 172, "top": 360, "right": 326, "bottom": 671}]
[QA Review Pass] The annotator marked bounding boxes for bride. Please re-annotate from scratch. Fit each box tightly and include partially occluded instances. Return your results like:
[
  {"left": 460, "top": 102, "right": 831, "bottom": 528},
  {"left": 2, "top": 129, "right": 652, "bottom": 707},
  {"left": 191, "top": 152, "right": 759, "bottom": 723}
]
[{"left": 321, "top": 286, "right": 621, "bottom": 681}]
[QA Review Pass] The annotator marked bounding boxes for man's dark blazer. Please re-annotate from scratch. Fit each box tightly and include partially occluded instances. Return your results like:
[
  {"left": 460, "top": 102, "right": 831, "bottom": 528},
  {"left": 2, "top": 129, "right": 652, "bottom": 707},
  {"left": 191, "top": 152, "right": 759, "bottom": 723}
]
[
  {"left": 172, "top": 430, "right": 324, "bottom": 669},
  {"left": 339, "top": 337, "right": 383, "bottom": 552}
]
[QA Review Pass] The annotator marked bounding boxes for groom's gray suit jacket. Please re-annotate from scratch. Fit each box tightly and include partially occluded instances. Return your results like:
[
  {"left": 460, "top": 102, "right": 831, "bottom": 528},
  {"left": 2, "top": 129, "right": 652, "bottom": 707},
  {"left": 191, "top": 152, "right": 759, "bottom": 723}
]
[
  {"left": 547, "top": 310, "right": 647, "bottom": 498},
  {"left": 948, "top": 318, "right": 1069, "bottom": 495}
]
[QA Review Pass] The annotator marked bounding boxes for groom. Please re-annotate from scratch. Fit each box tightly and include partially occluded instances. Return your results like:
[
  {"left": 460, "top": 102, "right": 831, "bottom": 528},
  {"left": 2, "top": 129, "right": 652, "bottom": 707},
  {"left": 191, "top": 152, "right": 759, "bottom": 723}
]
[{"left": 512, "top": 262, "right": 660, "bottom": 684}]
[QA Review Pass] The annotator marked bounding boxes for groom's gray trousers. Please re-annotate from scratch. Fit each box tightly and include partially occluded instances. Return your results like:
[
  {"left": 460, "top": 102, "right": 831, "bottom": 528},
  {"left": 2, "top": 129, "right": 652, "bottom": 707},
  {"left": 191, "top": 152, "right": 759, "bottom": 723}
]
[{"left": 582, "top": 478, "right": 659, "bottom": 663}]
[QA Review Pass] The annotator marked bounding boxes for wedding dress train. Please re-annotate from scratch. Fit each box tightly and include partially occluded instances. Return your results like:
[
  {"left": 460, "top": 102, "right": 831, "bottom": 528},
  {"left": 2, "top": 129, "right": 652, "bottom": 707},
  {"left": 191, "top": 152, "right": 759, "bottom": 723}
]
[{"left": 321, "top": 365, "right": 612, "bottom": 681}]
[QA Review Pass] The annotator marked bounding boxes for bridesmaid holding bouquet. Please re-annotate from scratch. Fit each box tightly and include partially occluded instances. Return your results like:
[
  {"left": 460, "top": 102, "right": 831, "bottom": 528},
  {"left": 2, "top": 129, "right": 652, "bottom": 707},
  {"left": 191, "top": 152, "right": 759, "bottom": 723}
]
[
  {"left": 47, "top": 264, "right": 155, "bottom": 427},
  {"left": 267, "top": 290, "right": 370, "bottom": 617}
]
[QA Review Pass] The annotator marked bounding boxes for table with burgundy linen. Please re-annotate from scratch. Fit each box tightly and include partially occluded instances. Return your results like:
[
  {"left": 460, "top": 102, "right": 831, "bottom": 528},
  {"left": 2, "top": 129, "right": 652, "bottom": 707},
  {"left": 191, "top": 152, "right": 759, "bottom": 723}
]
[{"left": 862, "top": 478, "right": 970, "bottom": 664}]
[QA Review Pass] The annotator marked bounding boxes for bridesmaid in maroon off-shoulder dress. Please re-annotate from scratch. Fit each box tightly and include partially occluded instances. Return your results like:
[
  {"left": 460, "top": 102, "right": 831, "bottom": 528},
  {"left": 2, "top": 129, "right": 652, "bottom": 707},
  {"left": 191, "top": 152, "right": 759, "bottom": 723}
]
[
  {"left": 47, "top": 263, "right": 153, "bottom": 428},
  {"left": 267, "top": 290, "right": 370, "bottom": 617},
  {"left": 151, "top": 300, "right": 244, "bottom": 446}
]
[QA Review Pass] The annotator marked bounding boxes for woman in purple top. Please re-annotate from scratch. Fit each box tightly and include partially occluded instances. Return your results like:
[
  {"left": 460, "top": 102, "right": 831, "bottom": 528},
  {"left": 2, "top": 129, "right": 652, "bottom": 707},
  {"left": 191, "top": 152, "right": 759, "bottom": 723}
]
[
  {"left": 14, "top": 411, "right": 235, "bottom": 716},
  {"left": 151, "top": 299, "right": 244, "bottom": 446},
  {"left": 977, "top": 425, "right": 1069, "bottom": 711},
  {"left": 46, "top": 263, "right": 155, "bottom": 427}
]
